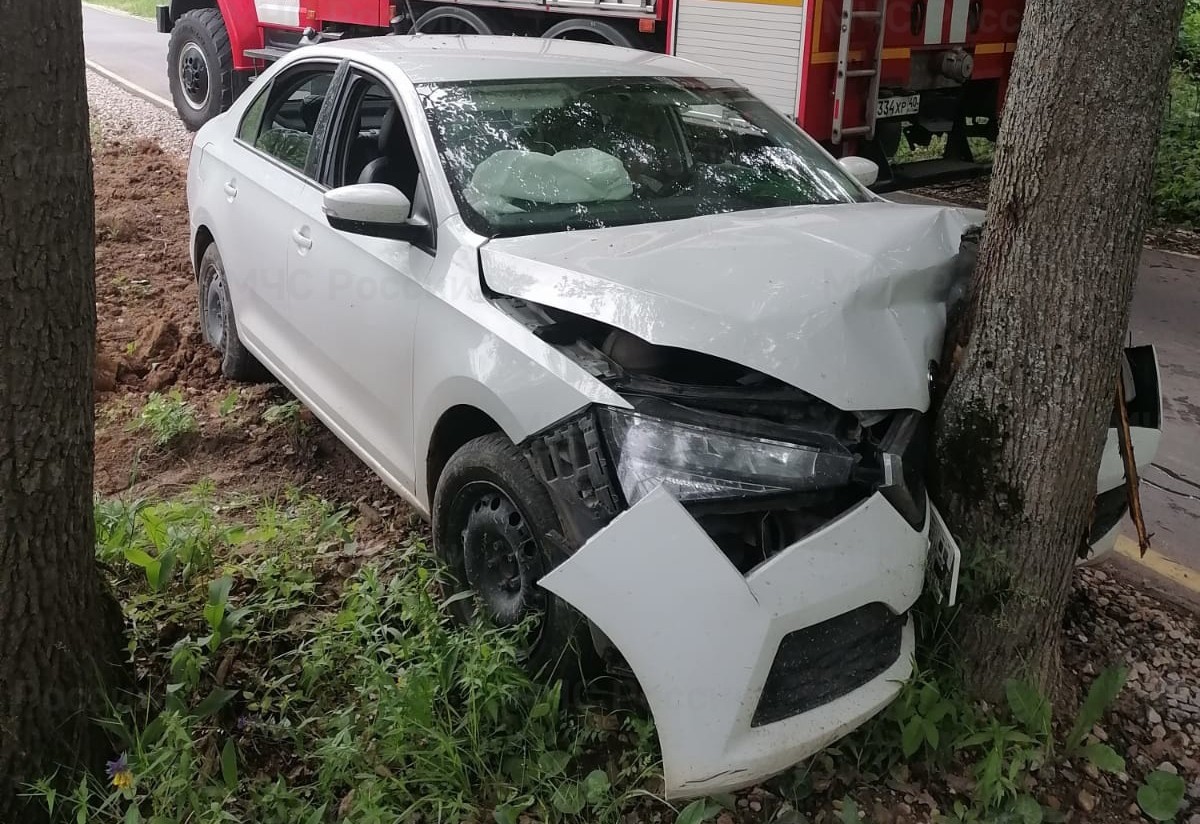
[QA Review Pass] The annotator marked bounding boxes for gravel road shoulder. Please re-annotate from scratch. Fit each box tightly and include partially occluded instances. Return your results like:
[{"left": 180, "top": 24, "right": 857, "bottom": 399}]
[{"left": 88, "top": 68, "right": 194, "bottom": 158}]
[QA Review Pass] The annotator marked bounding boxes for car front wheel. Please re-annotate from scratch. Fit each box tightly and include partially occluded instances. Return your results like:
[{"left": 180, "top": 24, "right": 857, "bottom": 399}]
[{"left": 432, "top": 433, "right": 596, "bottom": 682}]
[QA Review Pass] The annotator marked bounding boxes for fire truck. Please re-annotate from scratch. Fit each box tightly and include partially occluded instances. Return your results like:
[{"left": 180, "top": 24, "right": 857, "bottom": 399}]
[{"left": 157, "top": 0, "right": 1023, "bottom": 186}]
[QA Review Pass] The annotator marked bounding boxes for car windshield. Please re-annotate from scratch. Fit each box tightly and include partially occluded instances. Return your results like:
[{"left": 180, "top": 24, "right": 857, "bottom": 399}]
[{"left": 417, "top": 76, "right": 869, "bottom": 237}]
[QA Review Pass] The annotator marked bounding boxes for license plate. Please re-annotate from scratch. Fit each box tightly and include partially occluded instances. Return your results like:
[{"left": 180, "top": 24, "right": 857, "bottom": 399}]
[
  {"left": 877, "top": 94, "right": 921, "bottom": 120},
  {"left": 927, "top": 505, "right": 962, "bottom": 607}
]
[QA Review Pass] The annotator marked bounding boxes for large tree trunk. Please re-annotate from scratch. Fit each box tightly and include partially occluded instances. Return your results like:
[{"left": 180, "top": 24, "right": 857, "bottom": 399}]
[
  {"left": 932, "top": 0, "right": 1185, "bottom": 698},
  {"left": 0, "top": 1, "right": 125, "bottom": 818}
]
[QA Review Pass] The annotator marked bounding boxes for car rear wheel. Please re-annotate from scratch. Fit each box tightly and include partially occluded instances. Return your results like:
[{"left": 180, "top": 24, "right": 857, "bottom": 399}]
[
  {"left": 432, "top": 433, "right": 596, "bottom": 682},
  {"left": 168, "top": 8, "right": 236, "bottom": 131},
  {"left": 197, "top": 244, "right": 270, "bottom": 382}
]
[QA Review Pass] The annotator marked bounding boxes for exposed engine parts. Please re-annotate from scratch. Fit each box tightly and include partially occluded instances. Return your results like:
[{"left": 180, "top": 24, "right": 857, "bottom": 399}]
[{"left": 502, "top": 296, "right": 929, "bottom": 570}]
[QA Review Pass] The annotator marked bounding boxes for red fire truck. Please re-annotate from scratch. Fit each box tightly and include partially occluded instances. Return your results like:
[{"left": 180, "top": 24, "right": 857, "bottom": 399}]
[{"left": 157, "top": 0, "right": 1023, "bottom": 186}]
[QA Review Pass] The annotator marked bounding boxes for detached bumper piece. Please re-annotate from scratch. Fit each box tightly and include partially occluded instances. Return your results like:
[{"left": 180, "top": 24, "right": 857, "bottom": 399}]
[
  {"left": 540, "top": 487, "right": 926, "bottom": 798},
  {"left": 752, "top": 603, "right": 906, "bottom": 728}
]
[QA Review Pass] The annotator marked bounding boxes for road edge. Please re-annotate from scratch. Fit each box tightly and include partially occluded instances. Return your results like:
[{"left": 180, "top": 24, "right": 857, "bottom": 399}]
[
  {"left": 82, "top": 2, "right": 153, "bottom": 21},
  {"left": 1106, "top": 537, "right": 1200, "bottom": 614},
  {"left": 87, "top": 60, "right": 174, "bottom": 112}
]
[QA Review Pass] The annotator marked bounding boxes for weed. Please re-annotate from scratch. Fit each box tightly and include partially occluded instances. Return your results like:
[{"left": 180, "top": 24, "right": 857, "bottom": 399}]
[
  {"left": 1138, "top": 770, "right": 1187, "bottom": 821},
  {"left": 217, "top": 390, "right": 241, "bottom": 417},
  {"left": 263, "top": 398, "right": 309, "bottom": 448},
  {"left": 130, "top": 390, "right": 198, "bottom": 447},
  {"left": 262, "top": 399, "right": 303, "bottom": 427},
  {"left": 845, "top": 655, "right": 1129, "bottom": 819},
  {"left": 43, "top": 489, "right": 670, "bottom": 823}
]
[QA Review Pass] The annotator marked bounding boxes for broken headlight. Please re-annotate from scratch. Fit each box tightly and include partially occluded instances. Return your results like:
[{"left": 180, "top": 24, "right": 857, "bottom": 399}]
[{"left": 597, "top": 407, "right": 856, "bottom": 505}]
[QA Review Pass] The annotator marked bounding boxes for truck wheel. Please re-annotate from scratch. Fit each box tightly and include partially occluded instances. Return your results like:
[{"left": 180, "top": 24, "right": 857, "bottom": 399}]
[
  {"left": 197, "top": 244, "right": 271, "bottom": 382},
  {"left": 410, "top": 7, "right": 510, "bottom": 35},
  {"left": 168, "top": 8, "right": 235, "bottom": 131},
  {"left": 542, "top": 19, "right": 642, "bottom": 48},
  {"left": 433, "top": 433, "right": 597, "bottom": 683}
]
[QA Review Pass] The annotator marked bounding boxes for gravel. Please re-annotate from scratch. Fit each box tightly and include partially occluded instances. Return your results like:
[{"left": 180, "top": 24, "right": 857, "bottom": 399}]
[
  {"left": 87, "top": 69, "right": 195, "bottom": 159},
  {"left": 1065, "top": 568, "right": 1200, "bottom": 814}
]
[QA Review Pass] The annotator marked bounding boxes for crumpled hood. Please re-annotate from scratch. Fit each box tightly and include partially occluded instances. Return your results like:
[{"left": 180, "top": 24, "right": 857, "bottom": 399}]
[{"left": 480, "top": 202, "right": 981, "bottom": 412}]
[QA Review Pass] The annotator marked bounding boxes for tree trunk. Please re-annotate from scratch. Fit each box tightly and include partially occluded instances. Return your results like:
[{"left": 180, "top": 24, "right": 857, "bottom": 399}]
[
  {"left": 0, "top": 1, "right": 125, "bottom": 818},
  {"left": 932, "top": 0, "right": 1185, "bottom": 699}
]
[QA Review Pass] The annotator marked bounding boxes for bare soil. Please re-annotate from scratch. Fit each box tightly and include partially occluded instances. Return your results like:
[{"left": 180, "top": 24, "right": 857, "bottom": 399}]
[
  {"left": 91, "top": 138, "right": 1198, "bottom": 823},
  {"left": 91, "top": 138, "right": 419, "bottom": 558}
]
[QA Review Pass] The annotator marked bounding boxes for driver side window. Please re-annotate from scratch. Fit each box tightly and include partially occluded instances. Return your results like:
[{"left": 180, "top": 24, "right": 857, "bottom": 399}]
[
  {"left": 238, "top": 65, "right": 337, "bottom": 177},
  {"left": 325, "top": 74, "right": 421, "bottom": 203}
]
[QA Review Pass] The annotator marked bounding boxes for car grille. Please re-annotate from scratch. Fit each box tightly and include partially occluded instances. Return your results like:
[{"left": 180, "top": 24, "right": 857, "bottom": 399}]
[{"left": 751, "top": 603, "right": 906, "bottom": 728}]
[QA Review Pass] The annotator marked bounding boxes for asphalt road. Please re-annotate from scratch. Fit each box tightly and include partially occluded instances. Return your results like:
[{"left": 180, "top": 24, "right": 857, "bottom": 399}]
[
  {"left": 83, "top": 4, "right": 171, "bottom": 104},
  {"left": 1129, "top": 251, "right": 1200, "bottom": 576},
  {"left": 82, "top": 3, "right": 1200, "bottom": 592}
]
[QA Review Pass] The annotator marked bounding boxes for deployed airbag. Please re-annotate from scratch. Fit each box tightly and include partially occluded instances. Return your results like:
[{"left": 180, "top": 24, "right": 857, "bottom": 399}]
[{"left": 466, "top": 148, "right": 634, "bottom": 215}]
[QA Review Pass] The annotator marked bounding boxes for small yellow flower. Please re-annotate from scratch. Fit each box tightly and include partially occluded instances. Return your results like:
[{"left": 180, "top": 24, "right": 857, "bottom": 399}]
[{"left": 107, "top": 753, "right": 134, "bottom": 791}]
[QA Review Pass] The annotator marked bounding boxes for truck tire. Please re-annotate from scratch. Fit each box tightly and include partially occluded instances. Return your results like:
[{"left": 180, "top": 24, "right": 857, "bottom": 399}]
[
  {"left": 168, "top": 8, "right": 236, "bottom": 131},
  {"left": 410, "top": 7, "right": 510, "bottom": 35},
  {"left": 542, "top": 19, "right": 641, "bottom": 48}
]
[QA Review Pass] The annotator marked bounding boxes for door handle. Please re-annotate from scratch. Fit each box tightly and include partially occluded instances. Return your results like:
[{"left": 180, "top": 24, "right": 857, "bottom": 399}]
[
  {"left": 223, "top": 181, "right": 238, "bottom": 198},
  {"left": 291, "top": 228, "right": 313, "bottom": 251}
]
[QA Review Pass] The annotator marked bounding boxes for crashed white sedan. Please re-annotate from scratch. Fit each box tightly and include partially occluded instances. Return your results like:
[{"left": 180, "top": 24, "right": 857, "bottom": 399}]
[{"left": 187, "top": 35, "right": 1162, "bottom": 797}]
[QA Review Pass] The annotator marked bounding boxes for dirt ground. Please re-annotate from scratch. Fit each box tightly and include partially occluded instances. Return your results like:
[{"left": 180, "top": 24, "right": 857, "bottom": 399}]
[
  {"left": 91, "top": 138, "right": 1198, "bottom": 823},
  {"left": 91, "top": 140, "right": 408, "bottom": 521}
]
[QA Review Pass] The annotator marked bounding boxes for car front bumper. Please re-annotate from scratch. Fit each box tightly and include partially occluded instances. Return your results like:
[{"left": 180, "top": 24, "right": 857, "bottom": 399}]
[{"left": 540, "top": 487, "right": 927, "bottom": 798}]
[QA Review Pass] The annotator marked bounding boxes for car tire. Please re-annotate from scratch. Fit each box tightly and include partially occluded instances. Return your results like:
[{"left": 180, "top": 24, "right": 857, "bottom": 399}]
[
  {"left": 410, "top": 7, "right": 510, "bottom": 35},
  {"left": 168, "top": 8, "right": 236, "bottom": 131},
  {"left": 433, "top": 433, "right": 597, "bottom": 683},
  {"left": 542, "top": 19, "right": 644, "bottom": 49},
  {"left": 197, "top": 244, "right": 271, "bottom": 382}
]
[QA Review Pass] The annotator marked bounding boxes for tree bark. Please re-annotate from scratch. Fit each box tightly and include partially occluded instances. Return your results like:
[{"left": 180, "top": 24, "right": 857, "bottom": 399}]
[
  {"left": 0, "top": 1, "right": 125, "bottom": 818},
  {"left": 932, "top": 0, "right": 1185, "bottom": 699}
]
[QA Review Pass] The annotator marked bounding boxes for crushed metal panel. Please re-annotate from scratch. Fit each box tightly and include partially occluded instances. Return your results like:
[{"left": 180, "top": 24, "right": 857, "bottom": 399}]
[
  {"left": 482, "top": 202, "right": 982, "bottom": 412},
  {"left": 540, "top": 487, "right": 926, "bottom": 797}
]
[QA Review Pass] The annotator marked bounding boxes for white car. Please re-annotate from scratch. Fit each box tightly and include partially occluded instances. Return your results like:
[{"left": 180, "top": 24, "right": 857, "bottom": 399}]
[{"left": 186, "top": 35, "right": 1162, "bottom": 797}]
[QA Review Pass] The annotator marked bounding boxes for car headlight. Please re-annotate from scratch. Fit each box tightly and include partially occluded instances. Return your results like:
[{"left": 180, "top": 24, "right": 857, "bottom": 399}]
[{"left": 597, "top": 407, "right": 856, "bottom": 505}]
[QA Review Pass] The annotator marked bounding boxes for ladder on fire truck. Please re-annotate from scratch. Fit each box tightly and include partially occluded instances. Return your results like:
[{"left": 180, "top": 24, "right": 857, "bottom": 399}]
[{"left": 831, "top": 0, "right": 888, "bottom": 145}]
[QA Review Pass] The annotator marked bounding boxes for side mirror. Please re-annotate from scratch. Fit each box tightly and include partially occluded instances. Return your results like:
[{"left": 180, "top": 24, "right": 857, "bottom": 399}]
[
  {"left": 323, "top": 184, "right": 428, "bottom": 243},
  {"left": 838, "top": 156, "right": 880, "bottom": 188}
]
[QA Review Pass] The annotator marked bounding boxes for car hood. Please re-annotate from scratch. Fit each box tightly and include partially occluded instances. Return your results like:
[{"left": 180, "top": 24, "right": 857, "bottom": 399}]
[{"left": 480, "top": 202, "right": 981, "bottom": 411}]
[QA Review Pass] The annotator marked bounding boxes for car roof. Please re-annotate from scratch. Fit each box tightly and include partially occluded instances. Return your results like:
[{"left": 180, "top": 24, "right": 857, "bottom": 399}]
[{"left": 301, "top": 35, "right": 727, "bottom": 83}]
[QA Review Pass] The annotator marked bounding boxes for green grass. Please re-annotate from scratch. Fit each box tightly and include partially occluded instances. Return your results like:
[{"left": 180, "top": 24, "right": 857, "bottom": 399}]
[
  {"left": 1153, "top": 68, "right": 1200, "bottom": 227},
  {"left": 33, "top": 486, "right": 667, "bottom": 824},
  {"left": 84, "top": 0, "right": 159, "bottom": 19}
]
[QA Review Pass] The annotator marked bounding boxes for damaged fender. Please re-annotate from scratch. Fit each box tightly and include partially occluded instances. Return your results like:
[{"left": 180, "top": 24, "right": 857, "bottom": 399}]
[
  {"left": 1085, "top": 345, "right": 1164, "bottom": 562},
  {"left": 540, "top": 487, "right": 927, "bottom": 798}
]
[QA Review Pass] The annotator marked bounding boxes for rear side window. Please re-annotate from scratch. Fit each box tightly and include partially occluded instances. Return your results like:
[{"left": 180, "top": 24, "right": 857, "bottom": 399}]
[{"left": 238, "top": 65, "right": 336, "bottom": 176}]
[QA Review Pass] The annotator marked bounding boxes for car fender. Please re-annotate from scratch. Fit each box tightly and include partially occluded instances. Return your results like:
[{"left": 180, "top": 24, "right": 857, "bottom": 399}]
[
  {"left": 413, "top": 221, "right": 629, "bottom": 506},
  {"left": 1084, "top": 345, "right": 1163, "bottom": 564}
]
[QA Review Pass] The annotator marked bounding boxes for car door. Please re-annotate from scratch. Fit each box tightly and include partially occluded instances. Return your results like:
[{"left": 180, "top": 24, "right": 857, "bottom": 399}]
[
  {"left": 283, "top": 66, "right": 435, "bottom": 495},
  {"left": 205, "top": 59, "right": 343, "bottom": 365}
]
